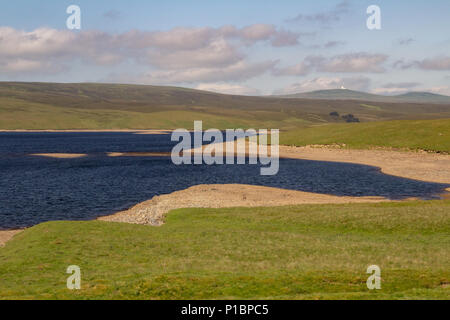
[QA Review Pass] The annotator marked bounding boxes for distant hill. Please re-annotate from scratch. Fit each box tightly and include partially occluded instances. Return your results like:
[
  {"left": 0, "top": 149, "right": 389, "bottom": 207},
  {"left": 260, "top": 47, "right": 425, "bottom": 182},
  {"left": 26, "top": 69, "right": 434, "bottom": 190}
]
[
  {"left": 275, "top": 89, "right": 383, "bottom": 101},
  {"left": 393, "top": 92, "right": 450, "bottom": 104},
  {"left": 275, "top": 89, "right": 450, "bottom": 104},
  {"left": 0, "top": 82, "right": 450, "bottom": 130}
]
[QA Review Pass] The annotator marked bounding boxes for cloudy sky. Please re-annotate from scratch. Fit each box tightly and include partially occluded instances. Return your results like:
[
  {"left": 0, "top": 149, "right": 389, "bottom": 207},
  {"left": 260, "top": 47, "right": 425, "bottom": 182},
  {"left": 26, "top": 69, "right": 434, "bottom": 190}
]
[{"left": 1, "top": 0, "right": 449, "bottom": 95}]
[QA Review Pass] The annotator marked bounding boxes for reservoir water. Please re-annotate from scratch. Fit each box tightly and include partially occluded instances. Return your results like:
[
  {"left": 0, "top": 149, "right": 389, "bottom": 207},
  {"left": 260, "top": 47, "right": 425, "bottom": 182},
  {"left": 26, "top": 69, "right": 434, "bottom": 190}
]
[{"left": 0, "top": 132, "right": 448, "bottom": 229}]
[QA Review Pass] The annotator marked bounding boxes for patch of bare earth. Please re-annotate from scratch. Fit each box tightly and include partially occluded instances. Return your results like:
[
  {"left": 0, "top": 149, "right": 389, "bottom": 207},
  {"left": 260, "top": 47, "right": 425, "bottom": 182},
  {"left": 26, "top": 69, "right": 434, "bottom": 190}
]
[
  {"left": 0, "top": 230, "right": 22, "bottom": 246},
  {"left": 107, "top": 152, "right": 171, "bottom": 157},
  {"left": 186, "top": 139, "right": 450, "bottom": 184},
  {"left": 98, "top": 184, "right": 388, "bottom": 226},
  {"left": 30, "top": 153, "right": 87, "bottom": 159},
  {"left": 279, "top": 145, "right": 450, "bottom": 184}
]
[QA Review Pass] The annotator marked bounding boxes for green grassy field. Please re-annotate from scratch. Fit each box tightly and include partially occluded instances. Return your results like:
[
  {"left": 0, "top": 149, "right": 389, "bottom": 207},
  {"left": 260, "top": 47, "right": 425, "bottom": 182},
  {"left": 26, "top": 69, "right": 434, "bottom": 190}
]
[
  {"left": 1, "top": 201, "right": 449, "bottom": 300},
  {"left": 280, "top": 119, "right": 450, "bottom": 153}
]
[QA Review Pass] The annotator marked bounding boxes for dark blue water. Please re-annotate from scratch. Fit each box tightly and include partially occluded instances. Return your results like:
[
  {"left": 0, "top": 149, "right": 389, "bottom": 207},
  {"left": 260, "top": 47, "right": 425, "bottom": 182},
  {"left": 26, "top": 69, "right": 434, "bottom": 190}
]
[{"left": 0, "top": 132, "right": 448, "bottom": 230}]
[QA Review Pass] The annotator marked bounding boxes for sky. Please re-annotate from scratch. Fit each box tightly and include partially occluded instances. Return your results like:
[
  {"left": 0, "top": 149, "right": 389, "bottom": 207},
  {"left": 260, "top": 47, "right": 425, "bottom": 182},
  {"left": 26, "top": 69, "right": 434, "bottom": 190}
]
[{"left": 0, "top": 0, "right": 449, "bottom": 96}]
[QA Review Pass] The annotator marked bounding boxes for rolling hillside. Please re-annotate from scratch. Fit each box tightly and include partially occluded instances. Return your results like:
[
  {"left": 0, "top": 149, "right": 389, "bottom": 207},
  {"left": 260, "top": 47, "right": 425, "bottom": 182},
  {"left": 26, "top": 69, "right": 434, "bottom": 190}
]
[
  {"left": 1, "top": 82, "right": 450, "bottom": 130},
  {"left": 394, "top": 92, "right": 450, "bottom": 104},
  {"left": 275, "top": 89, "right": 383, "bottom": 101},
  {"left": 275, "top": 89, "right": 450, "bottom": 104}
]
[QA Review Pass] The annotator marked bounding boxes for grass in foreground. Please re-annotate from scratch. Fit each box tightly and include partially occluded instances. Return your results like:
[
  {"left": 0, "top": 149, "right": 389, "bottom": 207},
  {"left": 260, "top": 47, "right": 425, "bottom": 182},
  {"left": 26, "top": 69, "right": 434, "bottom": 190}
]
[
  {"left": 281, "top": 119, "right": 450, "bottom": 153},
  {"left": 0, "top": 201, "right": 449, "bottom": 300}
]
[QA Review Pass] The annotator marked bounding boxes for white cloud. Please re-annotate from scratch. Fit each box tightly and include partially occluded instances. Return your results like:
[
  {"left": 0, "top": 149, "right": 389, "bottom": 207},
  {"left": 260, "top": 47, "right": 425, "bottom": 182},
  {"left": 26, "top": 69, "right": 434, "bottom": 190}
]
[
  {"left": 270, "top": 30, "right": 301, "bottom": 47},
  {"left": 272, "top": 62, "right": 311, "bottom": 76},
  {"left": 287, "top": 1, "right": 350, "bottom": 24},
  {"left": 275, "top": 76, "right": 371, "bottom": 94},
  {"left": 273, "top": 53, "right": 388, "bottom": 77},
  {"left": 318, "top": 53, "right": 388, "bottom": 73},
  {"left": 382, "top": 82, "right": 420, "bottom": 89},
  {"left": 0, "top": 27, "right": 75, "bottom": 59},
  {"left": 195, "top": 83, "right": 260, "bottom": 95},
  {"left": 142, "top": 38, "right": 243, "bottom": 69},
  {"left": 418, "top": 56, "right": 450, "bottom": 70},
  {"left": 428, "top": 86, "right": 450, "bottom": 95},
  {"left": 239, "top": 24, "right": 276, "bottom": 42},
  {"left": 0, "top": 59, "right": 49, "bottom": 73},
  {"left": 0, "top": 25, "right": 297, "bottom": 82},
  {"left": 125, "top": 27, "right": 216, "bottom": 51},
  {"left": 106, "top": 60, "right": 277, "bottom": 84},
  {"left": 394, "top": 56, "right": 450, "bottom": 71}
]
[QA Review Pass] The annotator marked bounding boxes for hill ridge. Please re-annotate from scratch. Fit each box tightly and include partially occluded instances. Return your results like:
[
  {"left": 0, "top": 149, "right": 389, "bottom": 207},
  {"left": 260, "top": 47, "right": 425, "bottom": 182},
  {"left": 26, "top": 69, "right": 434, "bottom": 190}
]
[
  {"left": 0, "top": 82, "right": 450, "bottom": 130},
  {"left": 273, "top": 88, "right": 450, "bottom": 104}
]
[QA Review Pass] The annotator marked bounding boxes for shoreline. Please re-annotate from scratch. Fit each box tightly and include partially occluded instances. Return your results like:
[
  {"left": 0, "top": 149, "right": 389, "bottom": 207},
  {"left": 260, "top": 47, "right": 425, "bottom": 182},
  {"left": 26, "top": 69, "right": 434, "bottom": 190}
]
[
  {"left": 3, "top": 129, "right": 450, "bottom": 184},
  {"left": 2, "top": 145, "right": 449, "bottom": 246},
  {"left": 23, "top": 146, "right": 450, "bottom": 184},
  {"left": 185, "top": 138, "right": 450, "bottom": 184},
  {"left": 98, "top": 184, "right": 392, "bottom": 226},
  {"left": 279, "top": 145, "right": 450, "bottom": 184},
  {"left": 0, "top": 129, "right": 171, "bottom": 134}
]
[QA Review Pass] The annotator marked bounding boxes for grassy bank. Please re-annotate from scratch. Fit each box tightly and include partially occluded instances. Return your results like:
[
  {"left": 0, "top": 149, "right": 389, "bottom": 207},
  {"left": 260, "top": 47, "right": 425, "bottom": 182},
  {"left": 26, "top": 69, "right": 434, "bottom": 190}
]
[
  {"left": 0, "top": 200, "right": 449, "bottom": 299},
  {"left": 281, "top": 119, "right": 450, "bottom": 153}
]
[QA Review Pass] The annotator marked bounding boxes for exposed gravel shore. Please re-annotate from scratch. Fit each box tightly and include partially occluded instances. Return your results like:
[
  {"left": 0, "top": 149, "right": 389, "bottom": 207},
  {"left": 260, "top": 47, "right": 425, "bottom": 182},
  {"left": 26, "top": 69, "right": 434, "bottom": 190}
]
[
  {"left": 30, "top": 153, "right": 88, "bottom": 159},
  {"left": 279, "top": 145, "right": 450, "bottom": 184},
  {"left": 185, "top": 139, "right": 450, "bottom": 184},
  {"left": 98, "top": 184, "right": 389, "bottom": 226}
]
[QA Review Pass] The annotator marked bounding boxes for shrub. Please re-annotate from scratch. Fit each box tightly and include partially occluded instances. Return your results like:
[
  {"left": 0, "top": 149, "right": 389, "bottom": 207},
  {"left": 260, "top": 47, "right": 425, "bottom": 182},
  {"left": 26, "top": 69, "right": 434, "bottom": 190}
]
[{"left": 342, "top": 114, "right": 360, "bottom": 123}]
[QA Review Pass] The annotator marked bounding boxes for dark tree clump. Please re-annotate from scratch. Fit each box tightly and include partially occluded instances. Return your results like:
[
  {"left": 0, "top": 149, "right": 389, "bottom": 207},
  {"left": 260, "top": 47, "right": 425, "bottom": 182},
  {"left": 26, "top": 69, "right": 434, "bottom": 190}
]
[
  {"left": 342, "top": 114, "right": 360, "bottom": 123},
  {"left": 329, "top": 111, "right": 339, "bottom": 117}
]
